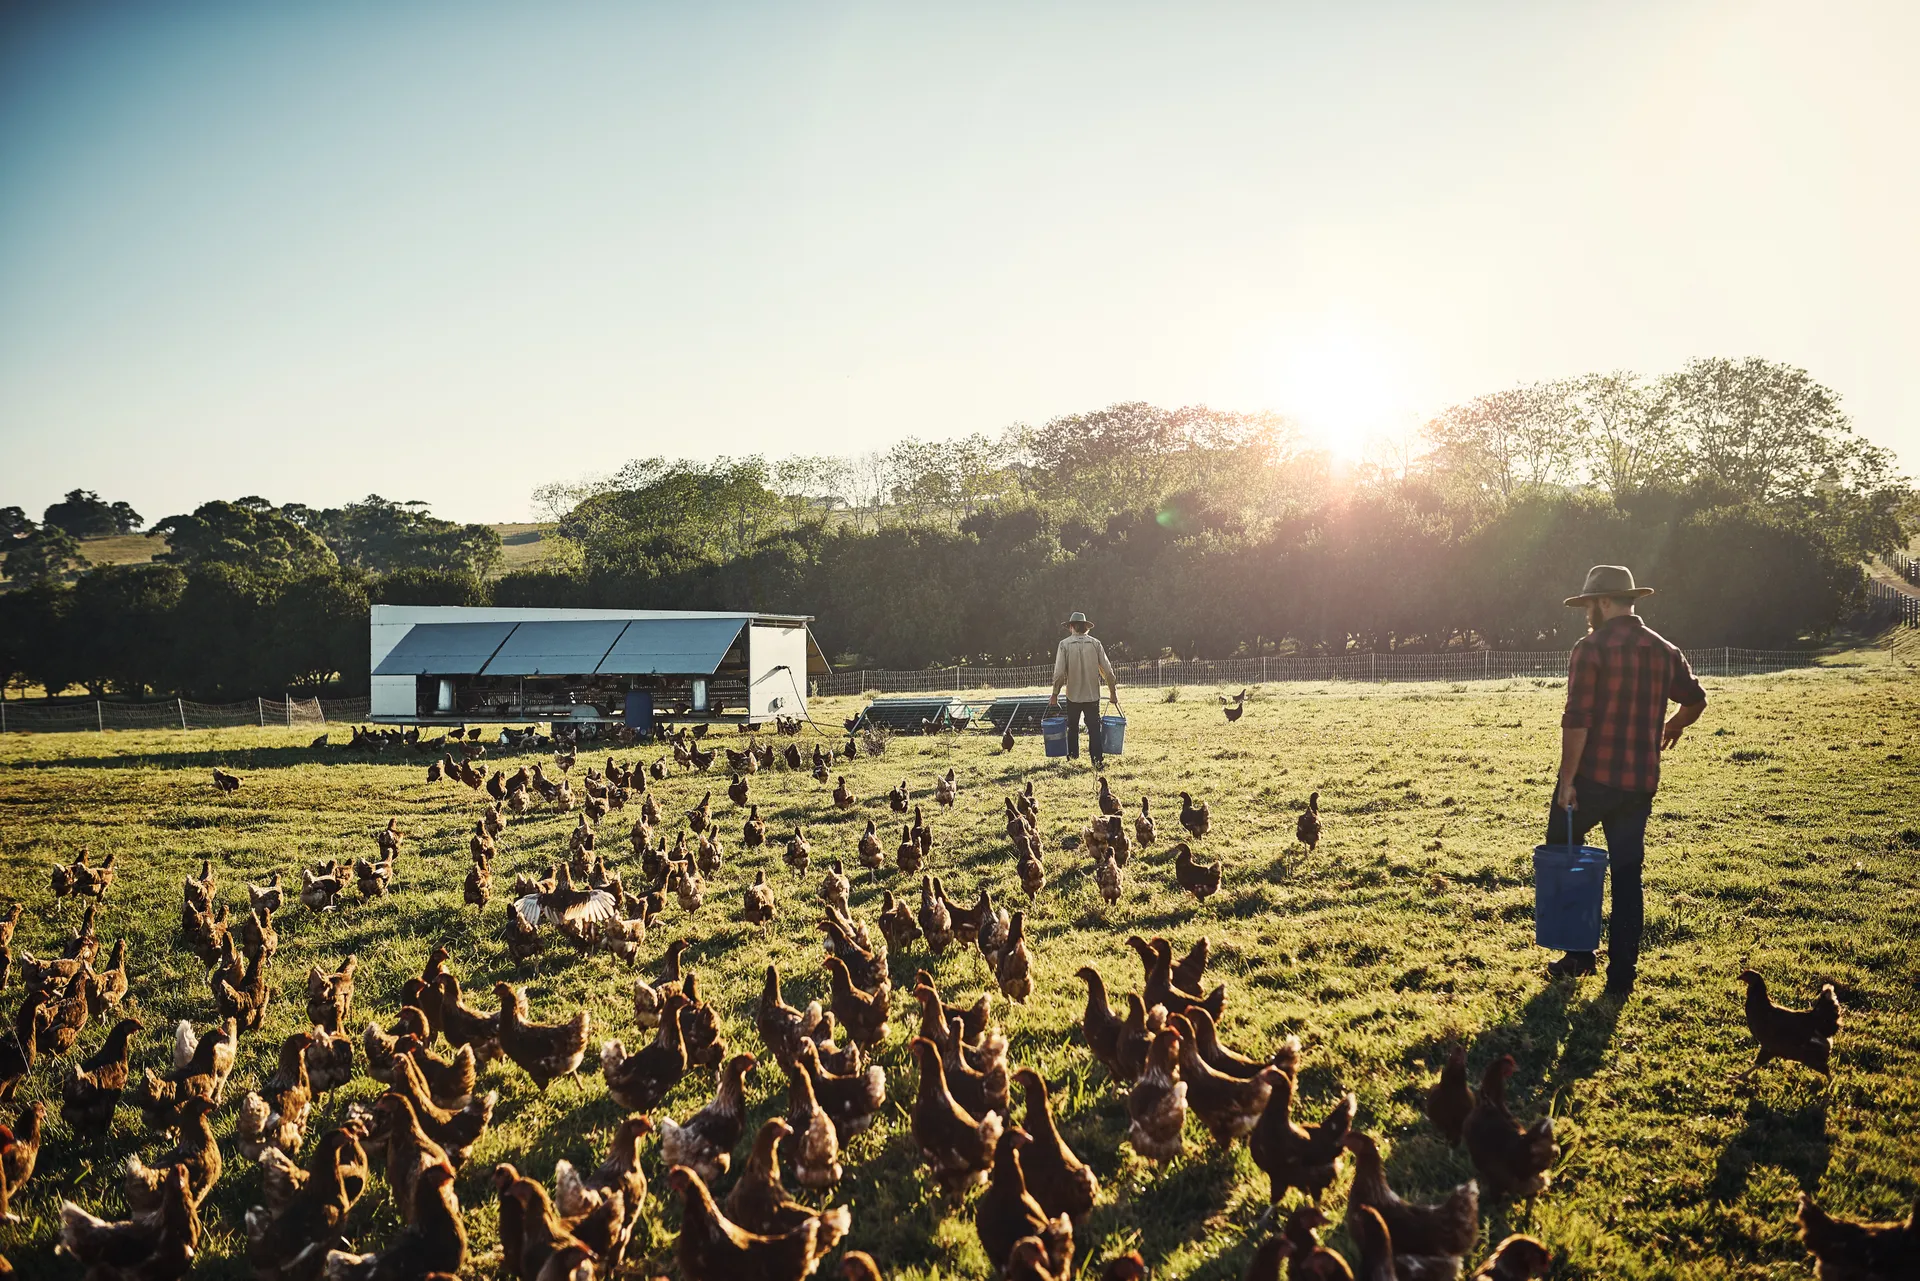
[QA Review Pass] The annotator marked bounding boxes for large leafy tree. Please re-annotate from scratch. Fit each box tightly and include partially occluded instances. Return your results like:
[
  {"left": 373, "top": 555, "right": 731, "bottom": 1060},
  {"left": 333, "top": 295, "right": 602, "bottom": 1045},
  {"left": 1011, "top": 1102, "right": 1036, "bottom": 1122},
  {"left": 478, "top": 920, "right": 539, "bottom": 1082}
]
[
  {"left": 63, "top": 564, "right": 187, "bottom": 695},
  {"left": 1655, "top": 357, "right": 1893, "bottom": 502},
  {"left": 151, "top": 497, "right": 336, "bottom": 575},
  {"left": 42, "top": 489, "right": 142, "bottom": 537},
  {"left": 287, "top": 495, "right": 501, "bottom": 577},
  {"left": 3, "top": 524, "right": 87, "bottom": 585},
  {"left": 558, "top": 457, "right": 788, "bottom": 574}
]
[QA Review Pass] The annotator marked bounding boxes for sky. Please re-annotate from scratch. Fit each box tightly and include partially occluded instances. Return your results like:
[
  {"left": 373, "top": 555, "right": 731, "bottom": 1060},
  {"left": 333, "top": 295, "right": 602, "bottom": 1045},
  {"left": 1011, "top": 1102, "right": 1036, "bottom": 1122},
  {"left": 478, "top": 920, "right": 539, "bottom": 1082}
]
[{"left": 1, "top": 0, "right": 1915, "bottom": 524}]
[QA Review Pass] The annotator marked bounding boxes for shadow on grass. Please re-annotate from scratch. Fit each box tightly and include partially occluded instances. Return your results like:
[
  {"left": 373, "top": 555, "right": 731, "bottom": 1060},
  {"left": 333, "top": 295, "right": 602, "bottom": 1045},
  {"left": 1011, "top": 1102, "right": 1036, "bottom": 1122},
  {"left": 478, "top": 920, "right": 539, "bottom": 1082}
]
[{"left": 1709, "top": 1096, "right": 1831, "bottom": 1200}]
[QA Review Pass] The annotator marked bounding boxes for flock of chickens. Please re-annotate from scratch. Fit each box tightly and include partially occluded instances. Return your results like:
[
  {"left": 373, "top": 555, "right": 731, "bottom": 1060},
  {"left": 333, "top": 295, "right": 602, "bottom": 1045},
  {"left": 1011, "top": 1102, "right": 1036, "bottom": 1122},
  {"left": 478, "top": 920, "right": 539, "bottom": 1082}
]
[{"left": 0, "top": 709, "right": 1912, "bottom": 1281}]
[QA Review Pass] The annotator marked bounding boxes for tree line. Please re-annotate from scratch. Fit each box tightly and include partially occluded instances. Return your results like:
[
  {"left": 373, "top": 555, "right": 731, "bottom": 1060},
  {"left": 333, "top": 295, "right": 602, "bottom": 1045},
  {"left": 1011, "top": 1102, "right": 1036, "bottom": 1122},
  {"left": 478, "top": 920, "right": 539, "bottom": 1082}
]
[{"left": 1, "top": 358, "right": 1909, "bottom": 697}]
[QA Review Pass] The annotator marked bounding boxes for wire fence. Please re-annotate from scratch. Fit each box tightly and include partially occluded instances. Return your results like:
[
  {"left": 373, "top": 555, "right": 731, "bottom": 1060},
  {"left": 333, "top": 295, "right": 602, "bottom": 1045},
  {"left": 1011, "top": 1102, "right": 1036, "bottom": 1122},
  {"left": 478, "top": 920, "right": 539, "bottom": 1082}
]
[
  {"left": 1889, "top": 550, "right": 1919, "bottom": 588},
  {"left": 1868, "top": 578, "right": 1920, "bottom": 627},
  {"left": 0, "top": 641, "right": 1882, "bottom": 733},
  {"left": 0, "top": 695, "right": 372, "bottom": 734},
  {"left": 814, "top": 646, "right": 1845, "bottom": 697}
]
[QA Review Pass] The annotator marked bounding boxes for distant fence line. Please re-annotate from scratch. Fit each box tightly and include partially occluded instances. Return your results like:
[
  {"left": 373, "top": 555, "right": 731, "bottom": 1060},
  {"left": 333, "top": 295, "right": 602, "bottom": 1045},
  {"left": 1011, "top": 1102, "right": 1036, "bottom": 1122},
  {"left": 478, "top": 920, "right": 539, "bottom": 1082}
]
[
  {"left": 1890, "top": 550, "right": 1919, "bottom": 587},
  {"left": 813, "top": 646, "right": 1837, "bottom": 697},
  {"left": 0, "top": 695, "right": 373, "bottom": 734},
  {"left": 0, "top": 645, "right": 1875, "bottom": 734},
  {"left": 1868, "top": 578, "right": 1920, "bottom": 627}
]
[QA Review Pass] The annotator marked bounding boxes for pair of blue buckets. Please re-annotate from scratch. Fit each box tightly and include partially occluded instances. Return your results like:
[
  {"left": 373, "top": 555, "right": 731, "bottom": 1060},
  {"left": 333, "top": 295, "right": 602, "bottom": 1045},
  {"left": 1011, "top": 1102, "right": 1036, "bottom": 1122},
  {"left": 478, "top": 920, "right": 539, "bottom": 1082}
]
[
  {"left": 1040, "top": 714, "right": 1126, "bottom": 758},
  {"left": 1533, "top": 808, "right": 1609, "bottom": 951}
]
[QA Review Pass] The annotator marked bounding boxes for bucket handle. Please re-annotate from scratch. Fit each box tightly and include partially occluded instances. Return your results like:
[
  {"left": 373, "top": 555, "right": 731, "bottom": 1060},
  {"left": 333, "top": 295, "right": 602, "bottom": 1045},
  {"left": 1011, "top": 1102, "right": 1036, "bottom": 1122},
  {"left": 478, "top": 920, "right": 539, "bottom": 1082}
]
[{"left": 1565, "top": 806, "right": 1579, "bottom": 855}]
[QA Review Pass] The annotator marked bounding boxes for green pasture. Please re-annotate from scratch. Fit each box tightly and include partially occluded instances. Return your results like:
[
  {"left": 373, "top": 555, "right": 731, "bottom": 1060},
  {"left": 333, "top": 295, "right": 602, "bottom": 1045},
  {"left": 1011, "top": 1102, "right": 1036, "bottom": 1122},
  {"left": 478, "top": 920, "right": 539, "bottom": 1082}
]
[{"left": 0, "top": 666, "right": 1915, "bottom": 1278}]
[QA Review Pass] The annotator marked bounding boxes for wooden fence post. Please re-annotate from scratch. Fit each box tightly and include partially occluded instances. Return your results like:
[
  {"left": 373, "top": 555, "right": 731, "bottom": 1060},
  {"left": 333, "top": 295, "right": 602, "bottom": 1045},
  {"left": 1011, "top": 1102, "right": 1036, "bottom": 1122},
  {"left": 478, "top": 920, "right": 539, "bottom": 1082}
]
[
  {"left": 257, "top": 697, "right": 265, "bottom": 727},
  {"left": 96, "top": 700, "right": 104, "bottom": 732},
  {"left": 178, "top": 697, "right": 187, "bottom": 730}
]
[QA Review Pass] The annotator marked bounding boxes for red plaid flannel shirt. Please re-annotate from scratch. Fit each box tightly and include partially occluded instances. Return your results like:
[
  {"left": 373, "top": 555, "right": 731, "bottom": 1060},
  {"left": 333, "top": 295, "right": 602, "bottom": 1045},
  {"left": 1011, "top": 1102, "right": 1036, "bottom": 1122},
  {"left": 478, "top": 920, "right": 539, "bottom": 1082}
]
[{"left": 1562, "top": 614, "right": 1706, "bottom": 795}]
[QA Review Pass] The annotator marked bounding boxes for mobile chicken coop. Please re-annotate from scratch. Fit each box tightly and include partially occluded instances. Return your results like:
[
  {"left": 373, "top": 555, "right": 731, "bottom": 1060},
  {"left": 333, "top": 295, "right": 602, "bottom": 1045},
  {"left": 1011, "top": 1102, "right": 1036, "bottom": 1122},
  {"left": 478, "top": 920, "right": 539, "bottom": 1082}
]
[{"left": 368, "top": 605, "right": 829, "bottom": 727}]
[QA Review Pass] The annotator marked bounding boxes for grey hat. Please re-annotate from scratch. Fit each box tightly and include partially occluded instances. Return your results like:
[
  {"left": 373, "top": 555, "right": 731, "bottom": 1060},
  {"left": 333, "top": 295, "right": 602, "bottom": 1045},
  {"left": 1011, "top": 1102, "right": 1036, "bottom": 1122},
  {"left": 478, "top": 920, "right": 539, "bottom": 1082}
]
[
  {"left": 1564, "top": 564, "right": 1655, "bottom": 607},
  {"left": 1064, "top": 611, "right": 1091, "bottom": 627}
]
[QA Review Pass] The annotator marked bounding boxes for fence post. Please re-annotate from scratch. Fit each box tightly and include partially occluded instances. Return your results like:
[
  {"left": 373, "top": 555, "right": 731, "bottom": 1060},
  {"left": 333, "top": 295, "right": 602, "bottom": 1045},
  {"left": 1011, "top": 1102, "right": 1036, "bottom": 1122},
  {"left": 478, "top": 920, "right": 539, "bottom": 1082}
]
[
  {"left": 285, "top": 695, "right": 293, "bottom": 727},
  {"left": 96, "top": 700, "right": 104, "bottom": 732},
  {"left": 257, "top": 697, "right": 265, "bottom": 727},
  {"left": 1261, "top": 656, "right": 1269, "bottom": 684},
  {"left": 178, "top": 697, "right": 187, "bottom": 730},
  {"left": 1370, "top": 652, "right": 1376, "bottom": 682}
]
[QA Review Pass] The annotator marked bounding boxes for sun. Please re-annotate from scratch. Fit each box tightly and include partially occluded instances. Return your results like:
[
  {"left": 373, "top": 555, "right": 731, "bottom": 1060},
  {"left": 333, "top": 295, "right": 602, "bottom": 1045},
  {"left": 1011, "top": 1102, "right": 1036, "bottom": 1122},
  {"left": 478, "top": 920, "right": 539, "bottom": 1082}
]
[{"left": 1264, "top": 325, "right": 1408, "bottom": 461}]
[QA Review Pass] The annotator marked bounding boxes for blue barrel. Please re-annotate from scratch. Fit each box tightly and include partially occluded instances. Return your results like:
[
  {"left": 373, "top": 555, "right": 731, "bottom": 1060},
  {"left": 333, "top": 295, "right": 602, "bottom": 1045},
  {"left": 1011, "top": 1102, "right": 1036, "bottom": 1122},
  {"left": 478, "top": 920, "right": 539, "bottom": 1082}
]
[
  {"left": 1532, "top": 837, "right": 1609, "bottom": 951},
  {"left": 1102, "top": 714, "right": 1127, "bottom": 756},
  {"left": 624, "top": 690, "right": 655, "bottom": 737},
  {"left": 1041, "top": 716, "right": 1069, "bottom": 758}
]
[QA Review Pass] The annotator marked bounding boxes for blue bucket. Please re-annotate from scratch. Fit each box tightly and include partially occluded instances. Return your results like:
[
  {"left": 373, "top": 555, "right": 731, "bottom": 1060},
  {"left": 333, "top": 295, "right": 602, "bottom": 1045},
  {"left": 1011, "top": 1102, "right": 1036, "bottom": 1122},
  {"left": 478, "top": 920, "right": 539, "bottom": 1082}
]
[
  {"left": 1532, "top": 810, "right": 1609, "bottom": 951},
  {"left": 1102, "top": 714, "right": 1127, "bottom": 756},
  {"left": 1041, "top": 716, "right": 1068, "bottom": 758}
]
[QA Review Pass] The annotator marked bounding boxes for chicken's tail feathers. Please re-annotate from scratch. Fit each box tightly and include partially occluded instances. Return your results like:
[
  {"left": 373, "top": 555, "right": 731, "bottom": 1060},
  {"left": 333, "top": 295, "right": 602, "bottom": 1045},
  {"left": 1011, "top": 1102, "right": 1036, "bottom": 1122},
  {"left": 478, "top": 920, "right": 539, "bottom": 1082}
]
[
  {"left": 553, "top": 1157, "right": 590, "bottom": 1219},
  {"left": 1812, "top": 984, "right": 1841, "bottom": 1038},
  {"left": 1271, "top": 1034, "right": 1302, "bottom": 1076},
  {"left": 323, "top": 1250, "right": 374, "bottom": 1281},
  {"left": 977, "top": 1108, "right": 1005, "bottom": 1151},
  {"left": 173, "top": 1020, "right": 198, "bottom": 1071},
  {"left": 816, "top": 1204, "right": 853, "bottom": 1252},
  {"left": 59, "top": 1201, "right": 112, "bottom": 1250}
]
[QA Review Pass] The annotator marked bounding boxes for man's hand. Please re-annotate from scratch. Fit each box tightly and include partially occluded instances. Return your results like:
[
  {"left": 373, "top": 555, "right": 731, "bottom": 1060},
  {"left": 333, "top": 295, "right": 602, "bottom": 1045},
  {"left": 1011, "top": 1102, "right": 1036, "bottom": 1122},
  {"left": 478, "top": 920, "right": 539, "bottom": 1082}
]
[
  {"left": 1555, "top": 775, "right": 1578, "bottom": 811},
  {"left": 1047, "top": 694, "right": 1060, "bottom": 709},
  {"left": 1662, "top": 699, "right": 1705, "bottom": 750}
]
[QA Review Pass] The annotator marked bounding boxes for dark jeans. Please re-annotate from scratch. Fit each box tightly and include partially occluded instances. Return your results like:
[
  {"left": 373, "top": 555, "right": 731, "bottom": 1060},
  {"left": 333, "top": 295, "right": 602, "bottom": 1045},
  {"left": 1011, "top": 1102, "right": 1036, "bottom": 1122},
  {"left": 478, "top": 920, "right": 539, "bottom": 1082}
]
[
  {"left": 1064, "top": 699, "right": 1104, "bottom": 765},
  {"left": 1544, "top": 776, "right": 1652, "bottom": 985}
]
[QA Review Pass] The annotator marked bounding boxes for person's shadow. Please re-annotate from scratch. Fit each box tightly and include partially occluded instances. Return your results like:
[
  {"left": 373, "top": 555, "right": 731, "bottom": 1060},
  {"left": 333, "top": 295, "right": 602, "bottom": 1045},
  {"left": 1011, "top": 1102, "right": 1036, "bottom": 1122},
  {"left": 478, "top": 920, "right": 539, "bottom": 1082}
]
[{"left": 1451, "top": 979, "right": 1625, "bottom": 1104}]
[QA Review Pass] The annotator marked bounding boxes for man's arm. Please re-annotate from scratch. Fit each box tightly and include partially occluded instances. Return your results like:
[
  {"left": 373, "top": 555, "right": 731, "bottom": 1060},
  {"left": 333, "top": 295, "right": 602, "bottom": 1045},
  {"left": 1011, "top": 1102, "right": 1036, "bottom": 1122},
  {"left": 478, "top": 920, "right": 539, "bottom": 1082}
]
[
  {"left": 1557, "top": 641, "right": 1599, "bottom": 809},
  {"left": 1663, "top": 655, "right": 1707, "bottom": 749},
  {"left": 1663, "top": 699, "right": 1706, "bottom": 749},
  {"left": 1555, "top": 728, "right": 1588, "bottom": 810},
  {"left": 1099, "top": 642, "right": 1120, "bottom": 710}
]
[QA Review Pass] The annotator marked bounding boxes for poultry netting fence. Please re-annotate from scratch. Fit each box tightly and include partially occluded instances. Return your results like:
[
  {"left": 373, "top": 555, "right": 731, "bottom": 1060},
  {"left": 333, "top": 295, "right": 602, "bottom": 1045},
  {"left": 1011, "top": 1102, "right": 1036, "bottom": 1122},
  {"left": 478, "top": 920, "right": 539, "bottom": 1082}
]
[
  {"left": 0, "top": 646, "right": 1857, "bottom": 733},
  {"left": 0, "top": 695, "right": 372, "bottom": 734},
  {"left": 813, "top": 647, "right": 1833, "bottom": 698}
]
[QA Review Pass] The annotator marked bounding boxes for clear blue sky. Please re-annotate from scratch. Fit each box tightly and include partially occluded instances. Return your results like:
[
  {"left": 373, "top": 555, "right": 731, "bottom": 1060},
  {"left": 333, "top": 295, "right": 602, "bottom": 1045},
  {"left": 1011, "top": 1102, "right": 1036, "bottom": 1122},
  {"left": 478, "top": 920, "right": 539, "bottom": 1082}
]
[{"left": 2, "top": 0, "right": 1914, "bottom": 523}]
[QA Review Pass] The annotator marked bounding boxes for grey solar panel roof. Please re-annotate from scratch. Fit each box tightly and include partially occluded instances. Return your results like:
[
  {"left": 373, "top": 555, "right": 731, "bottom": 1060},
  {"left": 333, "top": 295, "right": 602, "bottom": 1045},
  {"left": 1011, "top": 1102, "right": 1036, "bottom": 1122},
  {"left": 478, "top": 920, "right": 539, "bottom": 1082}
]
[
  {"left": 479, "top": 620, "right": 629, "bottom": 676},
  {"left": 596, "top": 617, "right": 747, "bottom": 675},
  {"left": 372, "top": 621, "right": 516, "bottom": 676}
]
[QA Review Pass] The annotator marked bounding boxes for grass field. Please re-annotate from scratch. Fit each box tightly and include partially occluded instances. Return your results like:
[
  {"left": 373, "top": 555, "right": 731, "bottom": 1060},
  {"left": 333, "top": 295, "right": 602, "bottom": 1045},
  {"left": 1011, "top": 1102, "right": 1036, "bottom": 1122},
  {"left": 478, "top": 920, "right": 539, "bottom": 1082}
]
[
  {"left": 0, "top": 524, "right": 563, "bottom": 584},
  {"left": 0, "top": 666, "right": 1916, "bottom": 1279}
]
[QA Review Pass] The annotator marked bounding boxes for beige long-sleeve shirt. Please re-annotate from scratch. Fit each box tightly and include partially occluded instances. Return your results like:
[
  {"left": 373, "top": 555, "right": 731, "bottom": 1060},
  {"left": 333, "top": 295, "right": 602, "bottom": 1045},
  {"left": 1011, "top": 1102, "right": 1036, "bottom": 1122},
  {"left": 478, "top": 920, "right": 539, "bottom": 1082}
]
[{"left": 1053, "top": 633, "right": 1116, "bottom": 703}]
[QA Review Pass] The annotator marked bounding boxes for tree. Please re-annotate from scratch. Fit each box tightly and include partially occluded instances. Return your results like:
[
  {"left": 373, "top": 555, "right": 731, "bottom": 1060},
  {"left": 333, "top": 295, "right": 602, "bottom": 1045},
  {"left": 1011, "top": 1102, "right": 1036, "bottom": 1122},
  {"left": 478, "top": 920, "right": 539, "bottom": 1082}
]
[
  {"left": 0, "top": 507, "right": 33, "bottom": 540},
  {"left": 42, "top": 489, "right": 142, "bottom": 536},
  {"left": 63, "top": 564, "right": 187, "bottom": 695},
  {"left": 557, "top": 457, "right": 786, "bottom": 574},
  {"left": 151, "top": 498, "right": 337, "bottom": 575},
  {"left": 1655, "top": 358, "right": 1893, "bottom": 502},
  {"left": 1422, "top": 382, "right": 1582, "bottom": 503},
  {"left": 3, "top": 525, "right": 87, "bottom": 585},
  {"left": 1566, "top": 372, "right": 1678, "bottom": 501},
  {"left": 531, "top": 473, "right": 615, "bottom": 523},
  {"left": 291, "top": 495, "right": 502, "bottom": 577}
]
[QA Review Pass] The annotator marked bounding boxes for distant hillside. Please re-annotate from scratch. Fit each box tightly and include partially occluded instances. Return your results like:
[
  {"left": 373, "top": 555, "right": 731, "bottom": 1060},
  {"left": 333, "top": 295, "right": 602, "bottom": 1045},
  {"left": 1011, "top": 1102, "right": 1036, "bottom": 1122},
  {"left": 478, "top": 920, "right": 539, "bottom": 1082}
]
[{"left": 2, "top": 523, "right": 564, "bottom": 584}]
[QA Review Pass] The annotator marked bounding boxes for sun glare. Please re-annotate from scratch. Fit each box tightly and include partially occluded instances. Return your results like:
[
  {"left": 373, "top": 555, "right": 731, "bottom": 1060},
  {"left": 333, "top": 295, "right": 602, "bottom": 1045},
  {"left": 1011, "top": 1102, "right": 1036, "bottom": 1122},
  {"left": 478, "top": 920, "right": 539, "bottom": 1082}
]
[{"left": 1266, "top": 325, "right": 1408, "bottom": 461}]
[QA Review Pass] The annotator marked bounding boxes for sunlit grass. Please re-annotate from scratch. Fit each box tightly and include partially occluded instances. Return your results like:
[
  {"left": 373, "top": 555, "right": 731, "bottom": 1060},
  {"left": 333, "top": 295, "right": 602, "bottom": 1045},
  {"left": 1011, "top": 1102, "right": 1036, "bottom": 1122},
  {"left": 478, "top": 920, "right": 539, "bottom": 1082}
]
[{"left": 0, "top": 668, "right": 1915, "bottom": 1278}]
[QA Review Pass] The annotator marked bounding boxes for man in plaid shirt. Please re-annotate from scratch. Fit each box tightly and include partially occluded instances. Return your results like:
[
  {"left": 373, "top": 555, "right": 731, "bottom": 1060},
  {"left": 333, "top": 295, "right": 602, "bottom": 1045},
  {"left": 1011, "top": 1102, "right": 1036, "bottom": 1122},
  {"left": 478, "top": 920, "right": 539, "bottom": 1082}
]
[{"left": 1547, "top": 565, "right": 1708, "bottom": 994}]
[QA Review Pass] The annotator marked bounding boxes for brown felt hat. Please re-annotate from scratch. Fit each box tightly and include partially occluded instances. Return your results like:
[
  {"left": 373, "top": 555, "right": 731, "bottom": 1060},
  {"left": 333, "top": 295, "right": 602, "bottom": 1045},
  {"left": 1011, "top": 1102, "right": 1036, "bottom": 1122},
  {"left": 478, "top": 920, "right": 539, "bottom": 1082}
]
[{"left": 1564, "top": 564, "right": 1655, "bottom": 607}]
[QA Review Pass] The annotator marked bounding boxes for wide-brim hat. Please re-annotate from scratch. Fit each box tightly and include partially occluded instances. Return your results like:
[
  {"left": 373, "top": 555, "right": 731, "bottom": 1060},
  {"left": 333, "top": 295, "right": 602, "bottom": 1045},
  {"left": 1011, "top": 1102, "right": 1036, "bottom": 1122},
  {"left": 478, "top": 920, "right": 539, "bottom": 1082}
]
[
  {"left": 1064, "top": 611, "right": 1091, "bottom": 627},
  {"left": 1564, "top": 564, "right": 1655, "bottom": 606}
]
